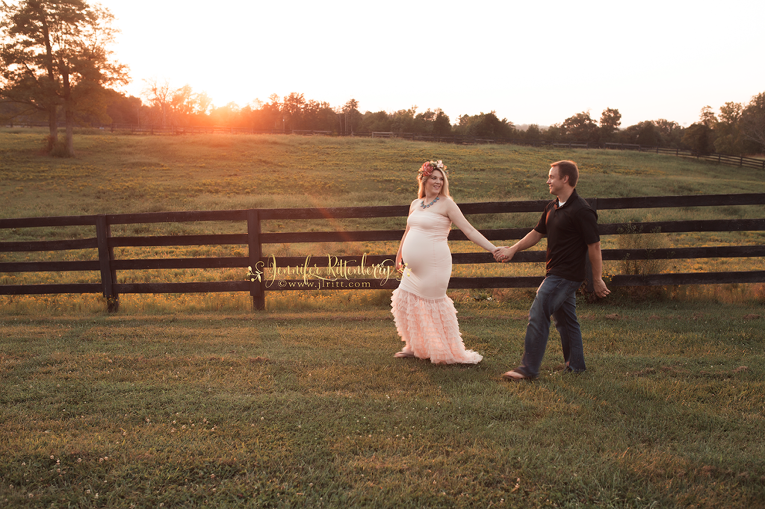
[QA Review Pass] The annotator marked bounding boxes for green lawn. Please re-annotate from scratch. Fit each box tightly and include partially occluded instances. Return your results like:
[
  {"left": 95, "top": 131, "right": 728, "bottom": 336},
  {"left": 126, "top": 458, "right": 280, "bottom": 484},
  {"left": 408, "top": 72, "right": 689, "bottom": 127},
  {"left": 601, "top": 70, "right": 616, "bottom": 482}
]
[{"left": 1, "top": 302, "right": 764, "bottom": 508}]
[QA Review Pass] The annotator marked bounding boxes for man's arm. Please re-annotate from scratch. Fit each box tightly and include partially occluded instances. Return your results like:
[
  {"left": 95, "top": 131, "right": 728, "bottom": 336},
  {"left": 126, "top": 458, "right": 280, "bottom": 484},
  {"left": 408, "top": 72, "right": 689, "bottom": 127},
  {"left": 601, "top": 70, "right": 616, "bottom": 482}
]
[
  {"left": 587, "top": 241, "right": 610, "bottom": 298},
  {"left": 494, "top": 230, "right": 544, "bottom": 262}
]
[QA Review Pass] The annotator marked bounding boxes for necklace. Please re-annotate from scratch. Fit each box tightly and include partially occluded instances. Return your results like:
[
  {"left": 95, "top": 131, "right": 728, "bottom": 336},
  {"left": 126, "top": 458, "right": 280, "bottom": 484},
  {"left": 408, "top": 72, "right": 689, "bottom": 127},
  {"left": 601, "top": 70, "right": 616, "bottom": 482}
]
[{"left": 421, "top": 196, "right": 440, "bottom": 209}]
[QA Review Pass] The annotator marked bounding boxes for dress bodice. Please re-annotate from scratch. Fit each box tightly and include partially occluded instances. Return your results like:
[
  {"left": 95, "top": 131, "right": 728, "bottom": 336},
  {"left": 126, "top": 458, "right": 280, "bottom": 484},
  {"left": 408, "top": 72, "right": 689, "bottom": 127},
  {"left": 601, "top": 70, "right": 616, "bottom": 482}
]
[{"left": 407, "top": 209, "right": 451, "bottom": 242}]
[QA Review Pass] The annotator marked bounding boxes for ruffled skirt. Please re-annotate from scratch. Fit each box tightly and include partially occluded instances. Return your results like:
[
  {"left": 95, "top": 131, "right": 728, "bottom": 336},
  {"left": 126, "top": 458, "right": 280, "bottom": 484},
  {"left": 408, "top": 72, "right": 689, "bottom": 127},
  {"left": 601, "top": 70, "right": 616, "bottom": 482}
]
[{"left": 391, "top": 288, "right": 482, "bottom": 364}]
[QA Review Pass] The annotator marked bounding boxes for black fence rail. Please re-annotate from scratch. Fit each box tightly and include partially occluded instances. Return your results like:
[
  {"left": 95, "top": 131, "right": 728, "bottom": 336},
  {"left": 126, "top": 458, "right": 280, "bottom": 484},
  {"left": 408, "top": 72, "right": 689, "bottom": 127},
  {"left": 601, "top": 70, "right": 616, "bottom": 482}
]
[{"left": 1, "top": 194, "right": 764, "bottom": 311}]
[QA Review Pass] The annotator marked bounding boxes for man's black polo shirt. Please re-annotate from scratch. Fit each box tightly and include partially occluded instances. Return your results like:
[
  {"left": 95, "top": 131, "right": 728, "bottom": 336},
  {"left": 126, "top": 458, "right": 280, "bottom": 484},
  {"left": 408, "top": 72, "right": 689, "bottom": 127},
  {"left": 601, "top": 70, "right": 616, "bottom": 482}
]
[{"left": 533, "top": 189, "right": 600, "bottom": 282}]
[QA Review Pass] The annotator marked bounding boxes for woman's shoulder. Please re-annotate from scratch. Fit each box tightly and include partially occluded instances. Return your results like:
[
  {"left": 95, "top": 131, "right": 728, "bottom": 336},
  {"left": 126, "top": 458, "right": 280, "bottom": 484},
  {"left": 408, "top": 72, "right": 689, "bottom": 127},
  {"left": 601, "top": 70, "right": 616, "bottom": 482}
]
[{"left": 442, "top": 196, "right": 459, "bottom": 208}]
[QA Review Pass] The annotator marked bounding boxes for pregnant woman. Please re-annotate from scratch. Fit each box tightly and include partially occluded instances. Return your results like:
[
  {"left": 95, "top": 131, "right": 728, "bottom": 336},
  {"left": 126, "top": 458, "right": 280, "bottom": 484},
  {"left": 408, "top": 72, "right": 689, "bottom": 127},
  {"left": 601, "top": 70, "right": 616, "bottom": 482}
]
[{"left": 392, "top": 160, "right": 500, "bottom": 364}]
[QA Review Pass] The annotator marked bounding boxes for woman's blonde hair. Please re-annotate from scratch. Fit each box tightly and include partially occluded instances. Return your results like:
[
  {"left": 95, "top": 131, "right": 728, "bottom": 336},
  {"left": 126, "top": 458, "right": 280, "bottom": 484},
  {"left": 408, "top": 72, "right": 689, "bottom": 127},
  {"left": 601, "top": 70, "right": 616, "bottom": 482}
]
[{"left": 417, "top": 168, "right": 451, "bottom": 199}]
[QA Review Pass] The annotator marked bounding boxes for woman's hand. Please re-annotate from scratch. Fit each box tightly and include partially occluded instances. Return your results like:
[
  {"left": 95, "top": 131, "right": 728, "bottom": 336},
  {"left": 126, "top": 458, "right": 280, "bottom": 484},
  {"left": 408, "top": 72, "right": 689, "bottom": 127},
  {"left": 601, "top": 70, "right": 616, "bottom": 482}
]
[{"left": 494, "top": 246, "right": 514, "bottom": 263}]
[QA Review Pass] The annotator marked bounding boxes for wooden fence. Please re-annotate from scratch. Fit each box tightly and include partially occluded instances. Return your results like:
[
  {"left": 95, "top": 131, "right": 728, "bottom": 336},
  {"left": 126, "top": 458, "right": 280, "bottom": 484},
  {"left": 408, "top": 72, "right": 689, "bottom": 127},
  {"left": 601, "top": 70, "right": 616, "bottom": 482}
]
[{"left": 1, "top": 193, "right": 764, "bottom": 311}]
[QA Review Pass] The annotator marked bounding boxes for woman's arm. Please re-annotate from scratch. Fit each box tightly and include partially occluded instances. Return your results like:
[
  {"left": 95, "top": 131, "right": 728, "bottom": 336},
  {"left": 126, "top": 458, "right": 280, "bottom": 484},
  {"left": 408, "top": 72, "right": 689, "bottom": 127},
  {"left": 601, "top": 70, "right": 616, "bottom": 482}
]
[
  {"left": 396, "top": 201, "right": 418, "bottom": 271},
  {"left": 444, "top": 199, "right": 498, "bottom": 253}
]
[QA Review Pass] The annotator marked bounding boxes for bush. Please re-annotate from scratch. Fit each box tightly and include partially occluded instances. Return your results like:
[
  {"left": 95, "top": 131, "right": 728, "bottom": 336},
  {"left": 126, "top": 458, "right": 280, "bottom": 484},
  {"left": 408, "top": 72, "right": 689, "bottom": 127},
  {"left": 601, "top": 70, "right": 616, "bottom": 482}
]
[{"left": 616, "top": 221, "right": 669, "bottom": 300}]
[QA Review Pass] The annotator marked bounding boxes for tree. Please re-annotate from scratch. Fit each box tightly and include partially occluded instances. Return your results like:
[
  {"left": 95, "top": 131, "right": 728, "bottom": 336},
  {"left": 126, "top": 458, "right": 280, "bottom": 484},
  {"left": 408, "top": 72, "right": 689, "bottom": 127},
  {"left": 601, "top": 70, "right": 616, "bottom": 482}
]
[
  {"left": 389, "top": 106, "right": 417, "bottom": 134},
  {"left": 714, "top": 101, "right": 744, "bottom": 155},
  {"left": 341, "top": 98, "right": 362, "bottom": 134},
  {"left": 454, "top": 111, "right": 514, "bottom": 140},
  {"left": 543, "top": 124, "right": 564, "bottom": 143},
  {"left": 208, "top": 101, "right": 240, "bottom": 126},
  {"left": 635, "top": 121, "right": 659, "bottom": 147},
  {"left": 562, "top": 111, "right": 598, "bottom": 145},
  {"left": 170, "top": 84, "right": 196, "bottom": 122},
  {"left": 361, "top": 110, "right": 392, "bottom": 133},
  {"left": 619, "top": 121, "right": 659, "bottom": 147},
  {"left": 0, "top": 96, "right": 46, "bottom": 124},
  {"left": 246, "top": 95, "right": 282, "bottom": 131},
  {"left": 524, "top": 124, "right": 542, "bottom": 145},
  {"left": 599, "top": 107, "right": 621, "bottom": 143},
  {"left": 740, "top": 91, "right": 765, "bottom": 152},
  {"left": 432, "top": 109, "right": 451, "bottom": 136},
  {"left": 699, "top": 105, "right": 717, "bottom": 128},
  {"left": 682, "top": 123, "right": 715, "bottom": 155},
  {"left": 103, "top": 89, "right": 140, "bottom": 125},
  {"left": 413, "top": 109, "right": 436, "bottom": 134},
  {"left": 194, "top": 91, "right": 212, "bottom": 117},
  {"left": 282, "top": 92, "right": 306, "bottom": 131},
  {"left": 142, "top": 78, "right": 171, "bottom": 126},
  {"left": 653, "top": 119, "right": 683, "bottom": 148},
  {"left": 0, "top": 0, "right": 128, "bottom": 156}
]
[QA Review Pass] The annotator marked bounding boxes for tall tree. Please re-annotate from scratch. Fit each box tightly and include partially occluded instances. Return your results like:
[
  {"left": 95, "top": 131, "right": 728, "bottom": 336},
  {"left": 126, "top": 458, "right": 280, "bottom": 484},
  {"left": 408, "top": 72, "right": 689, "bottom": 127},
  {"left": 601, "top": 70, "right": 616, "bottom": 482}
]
[
  {"left": 652, "top": 119, "right": 683, "bottom": 148},
  {"left": 341, "top": 98, "right": 362, "bottom": 134},
  {"left": 740, "top": 91, "right": 765, "bottom": 152},
  {"left": 0, "top": 0, "right": 128, "bottom": 156},
  {"left": 699, "top": 105, "right": 717, "bottom": 128},
  {"left": 282, "top": 92, "right": 306, "bottom": 131},
  {"left": 599, "top": 107, "right": 621, "bottom": 143},
  {"left": 714, "top": 101, "right": 744, "bottom": 155},
  {"left": 360, "top": 110, "right": 391, "bottom": 133},
  {"left": 620, "top": 121, "right": 659, "bottom": 147},
  {"left": 142, "top": 78, "right": 171, "bottom": 126},
  {"left": 524, "top": 124, "right": 542, "bottom": 145},
  {"left": 432, "top": 109, "right": 451, "bottom": 136},
  {"left": 682, "top": 123, "right": 715, "bottom": 155},
  {"left": 455, "top": 111, "right": 514, "bottom": 140},
  {"left": 562, "top": 111, "right": 598, "bottom": 145}
]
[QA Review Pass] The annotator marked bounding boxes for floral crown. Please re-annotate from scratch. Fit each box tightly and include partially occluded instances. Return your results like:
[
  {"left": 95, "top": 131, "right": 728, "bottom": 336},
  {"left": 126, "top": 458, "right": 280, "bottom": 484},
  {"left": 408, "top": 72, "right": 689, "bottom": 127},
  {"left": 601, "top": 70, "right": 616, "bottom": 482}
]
[{"left": 418, "top": 160, "right": 447, "bottom": 179}]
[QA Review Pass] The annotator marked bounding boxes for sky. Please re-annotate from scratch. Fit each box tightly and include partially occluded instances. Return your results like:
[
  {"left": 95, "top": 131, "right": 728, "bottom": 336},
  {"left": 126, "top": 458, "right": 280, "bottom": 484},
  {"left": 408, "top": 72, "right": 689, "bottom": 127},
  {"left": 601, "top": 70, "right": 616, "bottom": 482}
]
[{"left": 98, "top": 0, "right": 765, "bottom": 128}]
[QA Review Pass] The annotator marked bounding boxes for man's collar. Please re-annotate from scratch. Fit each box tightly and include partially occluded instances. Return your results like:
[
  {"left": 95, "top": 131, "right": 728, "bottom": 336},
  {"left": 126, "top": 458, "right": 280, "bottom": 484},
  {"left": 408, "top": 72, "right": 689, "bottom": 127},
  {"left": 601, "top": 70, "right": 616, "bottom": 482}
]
[{"left": 555, "top": 189, "right": 578, "bottom": 209}]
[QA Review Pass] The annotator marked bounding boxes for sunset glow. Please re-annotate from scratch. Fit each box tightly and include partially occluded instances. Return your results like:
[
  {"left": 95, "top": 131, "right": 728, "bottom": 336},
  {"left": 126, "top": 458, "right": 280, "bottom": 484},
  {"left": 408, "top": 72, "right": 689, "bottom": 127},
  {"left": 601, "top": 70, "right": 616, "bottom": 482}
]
[{"left": 98, "top": 0, "right": 764, "bottom": 127}]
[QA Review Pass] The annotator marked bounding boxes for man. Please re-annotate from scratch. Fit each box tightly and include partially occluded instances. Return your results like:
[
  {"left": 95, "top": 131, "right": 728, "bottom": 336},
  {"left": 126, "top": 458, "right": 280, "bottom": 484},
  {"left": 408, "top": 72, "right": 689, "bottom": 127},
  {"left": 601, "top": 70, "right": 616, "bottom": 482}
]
[{"left": 494, "top": 160, "right": 610, "bottom": 380}]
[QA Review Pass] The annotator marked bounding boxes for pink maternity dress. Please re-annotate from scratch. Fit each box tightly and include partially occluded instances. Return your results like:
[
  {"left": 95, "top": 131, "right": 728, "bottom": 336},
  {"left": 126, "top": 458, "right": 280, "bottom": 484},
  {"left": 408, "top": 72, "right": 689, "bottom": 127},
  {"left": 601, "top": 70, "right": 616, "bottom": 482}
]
[{"left": 391, "top": 208, "right": 483, "bottom": 364}]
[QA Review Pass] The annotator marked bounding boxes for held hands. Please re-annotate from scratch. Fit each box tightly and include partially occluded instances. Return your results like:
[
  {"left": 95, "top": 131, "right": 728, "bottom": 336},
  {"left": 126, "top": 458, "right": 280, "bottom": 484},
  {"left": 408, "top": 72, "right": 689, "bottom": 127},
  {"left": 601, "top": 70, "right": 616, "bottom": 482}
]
[{"left": 493, "top": 246, "right": 515, "bottom": 263}]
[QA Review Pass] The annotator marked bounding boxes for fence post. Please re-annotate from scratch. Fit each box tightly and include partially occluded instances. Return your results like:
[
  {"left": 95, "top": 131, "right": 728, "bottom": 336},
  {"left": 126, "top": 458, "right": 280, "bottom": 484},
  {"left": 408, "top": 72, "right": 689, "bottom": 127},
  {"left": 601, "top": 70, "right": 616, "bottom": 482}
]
[
  {"left": 247, "top": 209, "right": 265, "bottom": 310},
  {"left": 96, "top": 215, "right": 119, "bottom": 312}
]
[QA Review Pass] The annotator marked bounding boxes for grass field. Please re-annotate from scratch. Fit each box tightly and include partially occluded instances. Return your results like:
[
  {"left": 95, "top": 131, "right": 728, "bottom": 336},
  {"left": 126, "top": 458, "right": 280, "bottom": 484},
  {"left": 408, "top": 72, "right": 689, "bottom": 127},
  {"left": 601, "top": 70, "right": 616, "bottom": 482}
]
[
  {"left": 2, "top": 303, "right": 764, "bottom": 508},
  {"left": 1, "top": 130, "right": 765, "bottom": 507}
]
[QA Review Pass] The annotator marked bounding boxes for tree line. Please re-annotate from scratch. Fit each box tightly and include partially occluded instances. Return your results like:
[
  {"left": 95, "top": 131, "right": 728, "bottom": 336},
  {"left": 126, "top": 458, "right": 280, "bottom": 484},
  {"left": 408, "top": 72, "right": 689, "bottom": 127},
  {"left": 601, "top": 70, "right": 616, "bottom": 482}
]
[{"left": 2, "top": 1, "right": 764, "bottom": 158}]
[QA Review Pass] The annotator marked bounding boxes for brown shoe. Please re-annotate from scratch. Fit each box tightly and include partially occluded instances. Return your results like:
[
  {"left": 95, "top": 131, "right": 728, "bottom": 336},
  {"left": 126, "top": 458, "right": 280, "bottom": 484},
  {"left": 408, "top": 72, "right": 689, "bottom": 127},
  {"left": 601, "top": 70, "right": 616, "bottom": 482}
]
[
  {"left": 394, "top": 350, "right": 415, "bottom": 358},
  {"left": 501, "top": 370, "right": 529, "bottom": 381}
]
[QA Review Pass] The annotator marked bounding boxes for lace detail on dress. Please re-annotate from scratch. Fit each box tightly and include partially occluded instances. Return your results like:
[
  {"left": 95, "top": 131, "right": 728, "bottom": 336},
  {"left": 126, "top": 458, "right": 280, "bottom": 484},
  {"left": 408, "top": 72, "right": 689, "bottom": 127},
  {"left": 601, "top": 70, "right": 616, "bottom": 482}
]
[{"left": 391, "top": 288, "right": 482, "bottom": 365}]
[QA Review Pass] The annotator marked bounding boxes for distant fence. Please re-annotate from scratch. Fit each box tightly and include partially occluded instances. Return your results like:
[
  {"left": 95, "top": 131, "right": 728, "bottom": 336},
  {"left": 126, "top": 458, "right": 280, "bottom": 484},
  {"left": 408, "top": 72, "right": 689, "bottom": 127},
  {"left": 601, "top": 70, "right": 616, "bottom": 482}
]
[
  {"left": 1, "top": 194, "right": 764, "bottom": 311},
  {"left": 604, "top": 143, "right": 765, "bottom": 170}
]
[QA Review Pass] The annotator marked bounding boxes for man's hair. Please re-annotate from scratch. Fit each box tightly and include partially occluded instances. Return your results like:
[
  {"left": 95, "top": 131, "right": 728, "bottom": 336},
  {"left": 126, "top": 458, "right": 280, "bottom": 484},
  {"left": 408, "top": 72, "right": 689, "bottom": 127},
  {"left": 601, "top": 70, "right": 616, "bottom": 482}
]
[{"left": 551, "top": 160, "right": 579, "bottom": 187}]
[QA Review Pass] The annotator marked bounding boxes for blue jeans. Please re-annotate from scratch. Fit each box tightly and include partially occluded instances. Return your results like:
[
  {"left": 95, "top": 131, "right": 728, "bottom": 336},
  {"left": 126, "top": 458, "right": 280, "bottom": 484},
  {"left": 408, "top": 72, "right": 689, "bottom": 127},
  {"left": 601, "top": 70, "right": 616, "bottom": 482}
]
[{"left": 516, "top": 275, "right": 585, "bottom": 378}]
